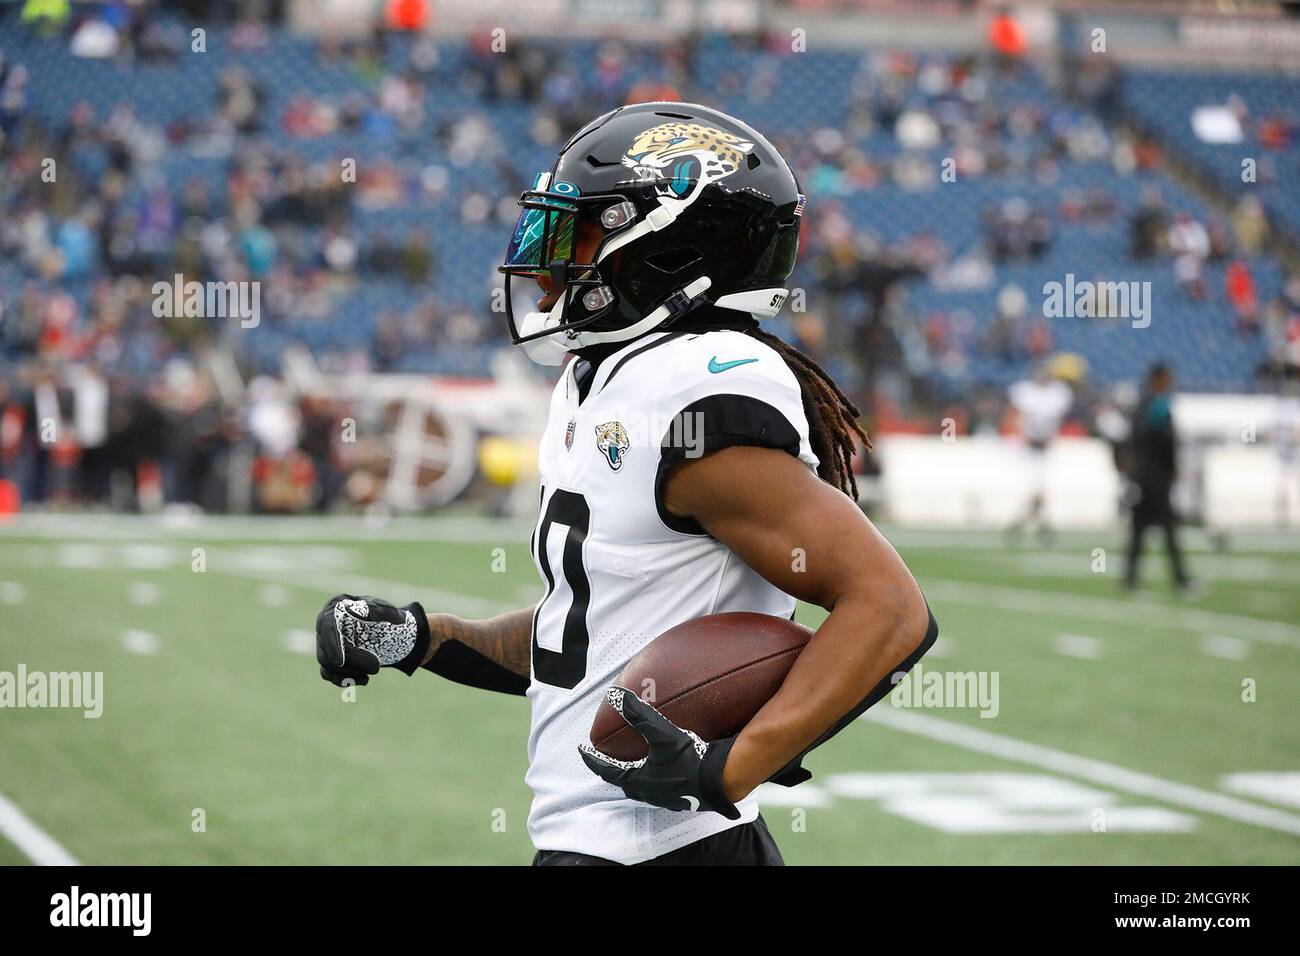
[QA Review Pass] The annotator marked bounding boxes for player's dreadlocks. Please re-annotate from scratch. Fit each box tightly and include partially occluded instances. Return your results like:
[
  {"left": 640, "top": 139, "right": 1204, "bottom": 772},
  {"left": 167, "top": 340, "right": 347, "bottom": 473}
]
[{"left": 741, "top": 326, "right": 871, "bottom": 500}]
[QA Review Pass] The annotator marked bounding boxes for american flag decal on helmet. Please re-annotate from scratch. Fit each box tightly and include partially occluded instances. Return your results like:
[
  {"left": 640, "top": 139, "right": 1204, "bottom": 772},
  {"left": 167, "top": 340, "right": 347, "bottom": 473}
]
[{"left": 793, "top": 194, "right": 807, "bottom": 217}]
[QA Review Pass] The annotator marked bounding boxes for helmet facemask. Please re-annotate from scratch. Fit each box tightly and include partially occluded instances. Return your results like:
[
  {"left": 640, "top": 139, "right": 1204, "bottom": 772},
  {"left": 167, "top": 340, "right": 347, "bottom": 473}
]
[{"left": 499, "top": 173, "right": 638, "bottom": 351}]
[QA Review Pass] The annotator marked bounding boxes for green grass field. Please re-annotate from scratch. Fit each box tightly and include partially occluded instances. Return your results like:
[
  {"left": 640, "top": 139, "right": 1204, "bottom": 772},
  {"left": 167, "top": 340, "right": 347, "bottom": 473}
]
[{"left": 1, "top": 514, "right": 1297, "bottom": 865}]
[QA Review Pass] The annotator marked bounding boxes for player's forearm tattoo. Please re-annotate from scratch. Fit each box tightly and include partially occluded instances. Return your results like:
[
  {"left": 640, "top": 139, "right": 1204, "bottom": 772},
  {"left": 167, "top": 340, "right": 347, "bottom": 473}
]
[{"left": 425, "top": 606, "right": 534, "bottom": 683}]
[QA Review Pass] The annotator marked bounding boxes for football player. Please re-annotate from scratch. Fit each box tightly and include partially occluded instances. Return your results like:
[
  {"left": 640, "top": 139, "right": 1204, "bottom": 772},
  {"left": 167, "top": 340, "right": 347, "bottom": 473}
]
[{"left": 315, "top": 103, "right": 937, "bottom": 865}]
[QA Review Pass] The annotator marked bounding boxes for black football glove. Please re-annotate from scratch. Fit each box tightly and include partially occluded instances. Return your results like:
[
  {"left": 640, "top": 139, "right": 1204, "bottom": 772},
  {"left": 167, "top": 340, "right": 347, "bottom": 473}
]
[
  {"left": 315, "top": 594, "right": 431, "bottom": 687},
  {"left": 578, "top": 687, "right": 740, "bottom": 820}
]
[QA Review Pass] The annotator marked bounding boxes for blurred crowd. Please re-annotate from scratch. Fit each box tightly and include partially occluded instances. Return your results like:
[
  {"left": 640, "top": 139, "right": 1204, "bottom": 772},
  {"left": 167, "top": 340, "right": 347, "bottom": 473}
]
[
  {"left": 2, "top": 2, "right": 1298, "bottom": 513},
  {"left": 0, "top": 356, "right": 364, "bottom": 513},
  {"left": 770, "top": 49, "right": 1300, "bottom": 414}
]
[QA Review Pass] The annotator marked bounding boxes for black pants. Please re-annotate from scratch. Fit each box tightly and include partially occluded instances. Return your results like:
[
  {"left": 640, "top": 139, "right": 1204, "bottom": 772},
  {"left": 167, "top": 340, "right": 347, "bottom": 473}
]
[
  {"left": 1124, "top": 482, "right": 1188, "bottom": 588},
  {"left": 532, "top": 814, "right": 784, "bottom": 866}
]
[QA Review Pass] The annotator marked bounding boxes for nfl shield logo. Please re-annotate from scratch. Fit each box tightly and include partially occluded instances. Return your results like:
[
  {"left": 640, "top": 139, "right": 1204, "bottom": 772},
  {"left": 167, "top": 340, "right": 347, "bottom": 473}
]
[{"left": 565, "top": 419, "right": 576, "bottom": 451}]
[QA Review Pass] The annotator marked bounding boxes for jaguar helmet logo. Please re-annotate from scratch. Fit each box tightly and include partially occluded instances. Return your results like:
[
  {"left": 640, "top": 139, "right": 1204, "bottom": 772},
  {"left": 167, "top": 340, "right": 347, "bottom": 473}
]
[
  {"left": 595, "top": 421, "right": 631, "bottom": 471},
  {"left": 622, "top": 122, "right": 754, "bottom": 201}
]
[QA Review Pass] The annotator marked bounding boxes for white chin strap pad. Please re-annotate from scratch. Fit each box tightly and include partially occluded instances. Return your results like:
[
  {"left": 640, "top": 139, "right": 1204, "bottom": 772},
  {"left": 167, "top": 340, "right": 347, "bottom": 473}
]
[{"left": 518, "top": 303, "right": 572, "bottom": 366}]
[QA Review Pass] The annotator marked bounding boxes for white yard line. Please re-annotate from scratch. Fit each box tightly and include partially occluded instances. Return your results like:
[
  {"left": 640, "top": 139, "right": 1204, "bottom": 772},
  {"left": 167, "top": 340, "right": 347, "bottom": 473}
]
[
  {"left": 5, "top": 513, "right": 1298, "bottom": 554},
  {"left": 127, "top": 581, "right": 161, "bottom": 606},
  {"left": 1053, "top": 633, "right": 1104, "bottom": 659},
  {"left": 925, "top": 636, "right": 955, "bottom": 658},
  {"left": 1202, "top": 635, "right": 1250, "bottom": 661},
  {"left": 211, "top": 555, "right": 518, "bottom": 618},
  {"left": 159, "top": 547, "right": 1300, "bottom": 652},
  {"left": 0, "top": 513, "right": 536, "bottom": 543},
  {"left": 120, "top": 629, "right": 161, "bottom": 655},
  {"left": 1220, "top": 772, "right": 1300, "bottom": 810},
  {"left": 0, "top": 791, "right": 79, "bottom": 866},
  {"left": 259, "top": 584, "right": 290, "bottom": 607},
  {"left": 217, "top": 555, "right": 1300, "bottom": 838},
  {"left": 280, "top": 630, "right": 316, "bottom": 656},
  {"left": 864, "top": 708, "right": 1300, "bottom": 837},
  {"left": 923, "top": 578, "right": 1300, "bottom": 649},
  {"left": 3, "top": 517, "right": 1294, "bottom": 641},
  {"left": 885, "top": 527, "right": 1300, "bottom": 555}
]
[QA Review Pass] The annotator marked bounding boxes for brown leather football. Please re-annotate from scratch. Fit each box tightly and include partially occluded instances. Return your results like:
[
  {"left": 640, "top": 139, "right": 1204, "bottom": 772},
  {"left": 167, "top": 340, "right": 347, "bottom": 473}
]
[{"left": 589, "top": 612, "right": 813, "bottom": 761}]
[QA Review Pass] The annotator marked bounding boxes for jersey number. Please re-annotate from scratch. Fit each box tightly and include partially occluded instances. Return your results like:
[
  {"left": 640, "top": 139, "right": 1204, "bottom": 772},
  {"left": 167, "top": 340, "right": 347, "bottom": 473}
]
[{"left": 531, "top": 488, "right": 591, "bottom": 688}]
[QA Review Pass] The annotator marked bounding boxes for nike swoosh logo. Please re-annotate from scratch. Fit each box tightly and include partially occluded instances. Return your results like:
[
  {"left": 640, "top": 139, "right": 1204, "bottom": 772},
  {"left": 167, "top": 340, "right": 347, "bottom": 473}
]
[
  {"left": 708, "top": 356, "right": 759, "bottom": 374},
  {"left": 683, "top": 796, "right": 700, "bottom": 811}
]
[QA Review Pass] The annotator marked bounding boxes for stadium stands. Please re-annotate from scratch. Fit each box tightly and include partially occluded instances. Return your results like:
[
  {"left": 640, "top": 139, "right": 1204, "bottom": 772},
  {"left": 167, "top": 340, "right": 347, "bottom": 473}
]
[
  {"left": 1, "top": 8, "right": 1296, "bottom": 510},
  {"left": 3, "top": 16, "right": 1292, "bottom": 392},
  {"left": 1122, "top": 68, "right": 1300, "bottom": 242}
]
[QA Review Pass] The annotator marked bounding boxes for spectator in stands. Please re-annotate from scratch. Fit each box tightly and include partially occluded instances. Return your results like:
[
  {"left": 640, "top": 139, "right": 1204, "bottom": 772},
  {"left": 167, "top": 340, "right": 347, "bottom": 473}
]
[
  {"left": 1066, "top": 47, "right": 1121, "bottom": 122},
  {"left": 19, "top": 0, "right": 70, "bottom": 37},
  {"left": 1231, "top": 194, "right": 1271, "bottom": 254},
  {"left": 217, "top": 67, "right": 264, "bottom": 134},
  {"left": 1255, "top": 112, "right": 1291, "bottom": 151},
  {"left": 1024, "top": 317, "right": 1053, "bottom": 359},
  {"left": 1168, "top": 213, "right": 1210, "bottom": 300},
  {"left": 985, "top": 197, "right": 1052, "bottom": 262},
  {"left": 984, "top": 283, "right": 1029, "bottom": 362},
  {"left": 1129, "top": 188, "right": 1167, "bottom": 260},
  {"left": 1263, "top": 275, "right": 1300, "bottom": 375},
  {"left": 1123, "top": 363, "right": 1192, "bottom": 594},
  {"left": 1205, "top": 217, "right": 1233, "bottom": 263},
  {"left": 399, "top": 229, "right": 434, "bottom": 285},
  {"left": 384, "top": 0, "right": 429, "bottom": 33},
  {"left": 987, "top": 5, "right": 1027, "bottom": 69},
  {"left": 1225, "top": 259, "right": 1259, "bottom": 334},
  {"left": 0, "top": 57, "right": 28, "bottom": 138},
  {"left": 134, "top": 14, "right": 186, "bottom": 64}
]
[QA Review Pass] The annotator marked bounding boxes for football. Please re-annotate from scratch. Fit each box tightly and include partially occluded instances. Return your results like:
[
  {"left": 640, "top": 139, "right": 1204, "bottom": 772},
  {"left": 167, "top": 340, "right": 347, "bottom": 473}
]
[{"left": 589, "top": 612, "right": 813, "bottom": 761}]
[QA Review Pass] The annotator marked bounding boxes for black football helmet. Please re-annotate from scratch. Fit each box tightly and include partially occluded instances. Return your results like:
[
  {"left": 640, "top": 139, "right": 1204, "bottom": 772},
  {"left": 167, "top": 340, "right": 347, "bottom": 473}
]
[{"left": 499, "top": 102, "right": 805, "bottom": 358}]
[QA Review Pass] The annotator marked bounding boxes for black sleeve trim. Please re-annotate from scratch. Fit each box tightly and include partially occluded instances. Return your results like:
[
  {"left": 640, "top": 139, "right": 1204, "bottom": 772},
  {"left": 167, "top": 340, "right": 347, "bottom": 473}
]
[
  {"left": 421, "top": 639, "right": 530, "bottom": 696},
  {"left": 654, "top": 393, "right": 802, "bottom": 536}
]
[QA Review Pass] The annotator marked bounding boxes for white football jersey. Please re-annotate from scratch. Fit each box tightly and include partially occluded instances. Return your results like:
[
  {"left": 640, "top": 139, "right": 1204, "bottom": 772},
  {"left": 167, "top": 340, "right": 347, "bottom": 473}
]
[
  {"left": 1008, "top": 378, "right": 1073, "bottom": 444},
  {"left": 524, "top": 328, "right": 819, "bottom": 863}
]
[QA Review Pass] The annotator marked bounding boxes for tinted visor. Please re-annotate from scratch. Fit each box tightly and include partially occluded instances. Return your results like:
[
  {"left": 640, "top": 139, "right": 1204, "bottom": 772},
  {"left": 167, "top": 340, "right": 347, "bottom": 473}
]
[{"left": 503, "top": 194, "right": 578, "bottom": 276}]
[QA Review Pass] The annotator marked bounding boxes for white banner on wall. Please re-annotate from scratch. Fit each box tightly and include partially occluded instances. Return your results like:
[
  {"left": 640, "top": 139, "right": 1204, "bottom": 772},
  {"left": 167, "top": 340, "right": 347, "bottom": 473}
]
[{"left": 878, "top": 435, "right": 1123, "bottom": 529}]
